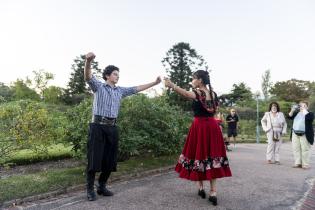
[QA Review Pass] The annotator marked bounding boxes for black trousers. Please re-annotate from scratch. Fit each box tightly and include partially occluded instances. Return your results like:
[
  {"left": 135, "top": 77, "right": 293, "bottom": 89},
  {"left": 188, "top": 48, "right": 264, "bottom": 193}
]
[
  {"left": 86, "top": 170, "right": 111, "bottom": 190},
  {"left": 86, "top": 123, "right": 118, "bottom": 189},
  {"left": 87, "top": 123, "right": 118, "bottom": 172}
]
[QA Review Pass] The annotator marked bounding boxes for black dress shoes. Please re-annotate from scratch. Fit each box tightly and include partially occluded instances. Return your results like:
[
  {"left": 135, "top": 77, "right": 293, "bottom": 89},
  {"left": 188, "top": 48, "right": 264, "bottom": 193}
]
[
  {"left": 198, "top": 189, "right": 206, "bottom": 199},
  {"left": 97, "top": 185, "right": 114, "bottom": 196},
  {"left": 87, "top": 190, "right": 96, "bottom": 201},
  {"left": 208, "top": 195, "right": 218, "bottom": 206}
]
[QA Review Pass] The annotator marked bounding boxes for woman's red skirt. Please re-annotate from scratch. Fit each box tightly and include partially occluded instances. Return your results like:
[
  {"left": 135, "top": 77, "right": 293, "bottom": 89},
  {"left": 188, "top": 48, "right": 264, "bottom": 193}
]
[{"left": 175, "top": 117, "right": 232, "bottom": 181}]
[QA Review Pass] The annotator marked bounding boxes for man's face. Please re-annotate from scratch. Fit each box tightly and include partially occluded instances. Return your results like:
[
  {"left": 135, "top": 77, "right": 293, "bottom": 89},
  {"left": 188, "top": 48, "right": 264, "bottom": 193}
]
[
  {"left": 106, "top": 70, "right": 119, "bottom": 84},
  {"left": 230, "top": 110, "right": 236, "bottom": 116},
  {"left": 299, "top": 102, "right": 308, "bottom": 111}
]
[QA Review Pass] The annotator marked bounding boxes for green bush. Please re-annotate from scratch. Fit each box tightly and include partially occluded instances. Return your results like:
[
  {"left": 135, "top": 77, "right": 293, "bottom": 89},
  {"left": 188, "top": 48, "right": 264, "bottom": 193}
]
[
  {"left": 235, "top": 119, "right": 264, "bottom": 141},
  {"left": 118, "top": 94, "right": 191, "bottom": 159},
  {"left": 0, "top": 96, "right": 6, "bottom": 104},
  {"left": 0, "top": 119, "right": 16, "bottom": 163},
  {"left": 65, "top": 94, "right": 191, "bottom": 161},
  {"left": 64, "top": 98, "right": 92, "bottom": 155},
  {"left": 0, "top": 100, "right": 68, "bottom": 159}
]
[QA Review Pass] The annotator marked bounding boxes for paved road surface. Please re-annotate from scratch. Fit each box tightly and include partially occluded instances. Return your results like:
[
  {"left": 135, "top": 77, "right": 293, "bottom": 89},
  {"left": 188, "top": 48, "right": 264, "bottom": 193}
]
[{"left": 10, "top": 143, "right": 315, "bottom": 210}]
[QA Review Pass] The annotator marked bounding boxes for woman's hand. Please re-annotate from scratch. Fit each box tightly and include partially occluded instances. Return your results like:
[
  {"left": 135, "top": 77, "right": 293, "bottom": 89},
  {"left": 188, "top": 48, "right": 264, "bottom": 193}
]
[{"left": 163, "top": 77, "right": 174, "bottom": 89}]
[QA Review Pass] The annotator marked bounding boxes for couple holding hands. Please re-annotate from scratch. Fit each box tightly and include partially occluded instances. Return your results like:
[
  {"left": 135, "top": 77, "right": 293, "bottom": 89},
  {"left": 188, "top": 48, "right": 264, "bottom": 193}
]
[{"left": 84, "top": 52, "right": 231, "bottom": 206}]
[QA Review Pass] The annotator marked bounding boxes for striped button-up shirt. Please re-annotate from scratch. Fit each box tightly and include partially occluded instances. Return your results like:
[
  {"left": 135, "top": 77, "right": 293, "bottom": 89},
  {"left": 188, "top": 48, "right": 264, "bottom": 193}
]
[{"left": 87, "top": 75, "right": 137, "bottom": 118}]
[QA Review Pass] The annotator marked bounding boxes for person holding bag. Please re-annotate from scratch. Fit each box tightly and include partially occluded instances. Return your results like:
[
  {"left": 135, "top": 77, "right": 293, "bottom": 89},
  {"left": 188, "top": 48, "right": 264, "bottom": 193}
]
[{"left": 261, "top": 102, "right": 287, "bottom": 164}]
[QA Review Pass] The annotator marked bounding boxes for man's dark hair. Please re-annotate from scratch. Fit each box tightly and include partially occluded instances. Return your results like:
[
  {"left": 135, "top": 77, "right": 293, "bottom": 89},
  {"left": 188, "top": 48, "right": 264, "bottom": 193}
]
[
  {"left": 103, "top": 65, "right": 119, "bottom": 80},
  {"left": 268, "top": 102, "right": 280, "bottom": 112},
  {"left": 300, "top": 101, "right": 309, "bottom": 107}
]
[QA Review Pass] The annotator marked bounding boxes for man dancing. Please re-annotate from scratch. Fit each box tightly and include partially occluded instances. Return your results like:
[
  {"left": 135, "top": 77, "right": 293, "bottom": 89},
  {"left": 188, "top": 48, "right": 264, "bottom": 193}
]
[{"left": 84, "top": 52, "right": 161, "bottom": 201}]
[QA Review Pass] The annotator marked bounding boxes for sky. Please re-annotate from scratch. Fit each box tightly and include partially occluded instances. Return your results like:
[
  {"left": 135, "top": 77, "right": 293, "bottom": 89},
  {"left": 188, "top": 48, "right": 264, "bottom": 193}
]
[{"left": 1, "top": 0, "right": 315, "bottom": 95}]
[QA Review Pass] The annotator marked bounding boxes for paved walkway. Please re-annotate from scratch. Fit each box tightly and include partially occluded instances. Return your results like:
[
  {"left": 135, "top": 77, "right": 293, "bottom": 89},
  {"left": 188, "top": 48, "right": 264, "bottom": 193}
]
[{"left": 8, "top": 143, "right": 315, "bottom": 210}]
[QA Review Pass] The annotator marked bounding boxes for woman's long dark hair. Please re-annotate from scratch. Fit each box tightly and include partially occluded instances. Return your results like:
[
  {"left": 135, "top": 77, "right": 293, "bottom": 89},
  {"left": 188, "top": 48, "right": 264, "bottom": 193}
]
[{"left": 193, "top": 70, "right": 216, "bottom": 111}]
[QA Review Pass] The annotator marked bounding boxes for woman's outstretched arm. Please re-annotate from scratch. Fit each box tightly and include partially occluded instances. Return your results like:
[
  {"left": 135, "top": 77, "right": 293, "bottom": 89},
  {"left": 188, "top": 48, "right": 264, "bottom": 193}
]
[{"left": 164, "top": 77, "right": 196, "bottom": 99}]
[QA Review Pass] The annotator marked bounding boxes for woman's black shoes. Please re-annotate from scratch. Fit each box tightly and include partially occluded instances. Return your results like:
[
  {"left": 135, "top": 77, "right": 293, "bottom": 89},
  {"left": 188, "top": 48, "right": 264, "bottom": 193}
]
[
  {"left": 198, "top": 189, "right": 206, "bottom": 199},
  {"left": 208, "top": 195, "right": 218, "bottom": 206},
  {"left": 199, "top": 189, "right": 218, "bottom": 205}
]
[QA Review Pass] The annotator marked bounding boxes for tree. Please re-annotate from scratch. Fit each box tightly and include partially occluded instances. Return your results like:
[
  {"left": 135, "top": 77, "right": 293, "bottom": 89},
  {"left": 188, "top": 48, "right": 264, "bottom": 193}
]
[
  {"left": 28, "top": 69, "right": 54, "bottom": 97},
  {"left": 64, "top": 54, "right": 101, "bottom": 104},
  {"left": 231, "top": 83, "right": 253, "bottom": 101},
  {"left": 11, "top": 79, "right": 40, "bottom": 101},
  {"left": 43, "top": 86, "right": 64, "bottom": 104},
  {"left": 309, "top": 83, "right": 315, "bottom": 111},
  {"left": 261, "top": 69, "right": 272, "bottom": 101},
  {"left": 270, "top": 79, "right": 314, "bottom": 102},
  {"left": 219, "top": 82, "right": 253, "bottom": 107},
  {"left": 67, "top": 54, "right": 101, "bottom": 95},
  {"left": 218, "top": 93, "right": 233, "bottom": 107},
  {"left": 161, "top": 42, "right": 208, "bottom": 109}
]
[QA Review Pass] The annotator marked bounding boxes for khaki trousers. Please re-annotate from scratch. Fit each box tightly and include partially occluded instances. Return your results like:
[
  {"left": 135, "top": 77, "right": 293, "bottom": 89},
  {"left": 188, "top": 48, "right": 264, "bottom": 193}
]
[{"left": 292, "top": 133, "right": 311, "bottom": 167}]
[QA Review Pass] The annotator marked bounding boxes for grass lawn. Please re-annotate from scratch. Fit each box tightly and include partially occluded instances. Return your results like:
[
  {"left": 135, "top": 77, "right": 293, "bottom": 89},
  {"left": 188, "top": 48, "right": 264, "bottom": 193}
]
[
  {"left": 0, "top": 154, "right": 178, "bottom": 204},
  {"left": 3, "top": 144, "right": 74, "bottom": 166}
]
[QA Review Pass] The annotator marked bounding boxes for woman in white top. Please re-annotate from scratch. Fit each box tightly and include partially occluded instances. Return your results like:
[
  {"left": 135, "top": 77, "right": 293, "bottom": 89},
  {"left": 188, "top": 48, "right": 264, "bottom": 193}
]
[{"left": 261, "top": 102, "right": 287, "bottom": 164}]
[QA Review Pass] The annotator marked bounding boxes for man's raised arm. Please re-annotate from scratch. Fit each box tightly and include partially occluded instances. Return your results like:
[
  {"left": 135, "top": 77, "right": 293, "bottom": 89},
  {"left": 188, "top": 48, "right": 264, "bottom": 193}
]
[
  {"left": 136, "top": 76, "right": 161, "bottom": 92},
  {"left": 84, "top": 52, "right": 96, "bottom": 81}
]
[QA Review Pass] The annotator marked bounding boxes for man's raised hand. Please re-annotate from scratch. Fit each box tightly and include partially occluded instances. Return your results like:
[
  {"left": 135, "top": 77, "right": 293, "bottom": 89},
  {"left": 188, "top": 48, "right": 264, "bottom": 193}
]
[
  {"left": 155, "top": 76, "right": 162, "bottom": 85},
  {"left": 86, "top": 52, "right": 96, "bottom": 62}
]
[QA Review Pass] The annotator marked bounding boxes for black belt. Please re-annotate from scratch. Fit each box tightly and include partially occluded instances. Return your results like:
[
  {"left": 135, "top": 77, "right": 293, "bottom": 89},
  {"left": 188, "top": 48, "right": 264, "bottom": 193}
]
[
  {"left": 293, "top": 130, "right": 305, "bottom": 136},
  {"left": 92, "top": 115, "right": 116, "bottom": 126}
]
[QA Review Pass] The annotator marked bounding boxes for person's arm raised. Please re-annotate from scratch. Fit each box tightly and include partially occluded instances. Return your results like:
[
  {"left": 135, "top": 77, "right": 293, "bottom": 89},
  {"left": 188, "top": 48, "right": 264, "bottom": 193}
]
[
  {"left": 164, "top": 77, "right": 196, "bottom": 100},
  {"left": 84, "top": 52, "right": 95, "bottom": 81},
  {"left": 288, "top": 107, "right": 297, "bottom": 119},
  {"left": 136, "top": 76, "right": 161, "bottom": 92}
]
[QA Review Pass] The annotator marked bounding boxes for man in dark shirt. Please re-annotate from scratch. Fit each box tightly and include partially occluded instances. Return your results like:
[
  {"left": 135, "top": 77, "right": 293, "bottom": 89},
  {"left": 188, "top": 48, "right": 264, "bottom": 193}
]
[
  {"left": 226, "top": 108, "right": 239, "bottom": 148},
  {"left": 84, "top": 52, "right": 161, "bottom": 201}
]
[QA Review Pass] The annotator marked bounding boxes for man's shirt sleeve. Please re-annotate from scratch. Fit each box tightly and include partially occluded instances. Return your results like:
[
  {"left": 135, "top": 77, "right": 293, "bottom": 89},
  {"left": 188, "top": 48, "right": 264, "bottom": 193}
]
[
  {"left": 120, "top": 86, "right": 138, "bottom": 98},
  {"left": 86, "top": 75, "right": 103, "bottom": 93}
]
